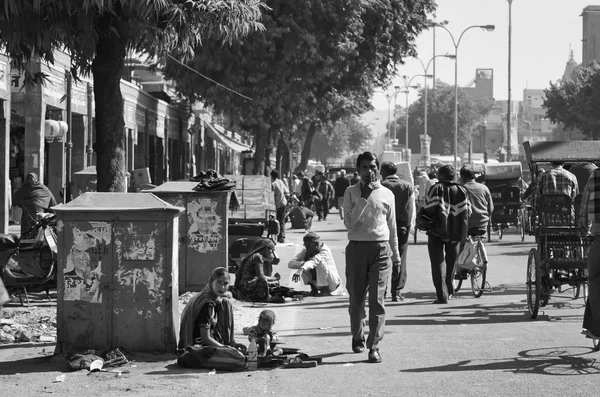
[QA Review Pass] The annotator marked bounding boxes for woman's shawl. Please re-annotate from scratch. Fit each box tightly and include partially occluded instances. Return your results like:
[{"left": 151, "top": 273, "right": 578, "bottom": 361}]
[{"left": 178, "top": 270, "right": 228, "bottom": 350}]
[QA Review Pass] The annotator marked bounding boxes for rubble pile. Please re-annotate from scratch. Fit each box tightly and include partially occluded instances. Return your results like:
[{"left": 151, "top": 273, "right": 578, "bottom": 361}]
[{"left": 0, "top": 306, "right": 57, "bottom": 344}]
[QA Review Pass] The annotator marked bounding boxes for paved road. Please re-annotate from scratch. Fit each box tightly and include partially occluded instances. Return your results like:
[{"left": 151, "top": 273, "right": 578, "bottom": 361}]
[{"left": 1, "top": 210, "right": 598, "bottom": 396}]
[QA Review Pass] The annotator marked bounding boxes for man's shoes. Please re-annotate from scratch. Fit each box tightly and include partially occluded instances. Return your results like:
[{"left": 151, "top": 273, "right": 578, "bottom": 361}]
[
  {"left": 432, "top": 299, "right": 448, "bottom": 304},
  {"left": 309, "top": 287, "right": 320, "bottom": 296},
  {"left": 352, "top": 339, "right": 365, "bottom": 353},
  {"left": 368, "top": 348, "right": 381, "bottom": 363},
  {"left": 391, "top": 294, "right": 404, "bottom": 302},
  {"left": 323, "top": 216, "right": 327, "bottom": 221},
  {"left": 277, "top": 237, "right": 285, "bottom": 244}
]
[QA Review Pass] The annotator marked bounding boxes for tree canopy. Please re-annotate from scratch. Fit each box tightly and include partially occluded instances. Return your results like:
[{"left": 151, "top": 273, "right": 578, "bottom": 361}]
[
  {"left": 543, "top": 62, "right": 600, "bottom": 139},
  {"left": 165, "top": 0, "right": 436, "bottom": 174},
  {"left": 394, "top": 82, "right": 493, "bottom": 156},
  {"left": 311, "top": 116, "right": 373, "bottom": 165},
  {"left": 0, "top": 0, "right": 265, "bottom": 191}
]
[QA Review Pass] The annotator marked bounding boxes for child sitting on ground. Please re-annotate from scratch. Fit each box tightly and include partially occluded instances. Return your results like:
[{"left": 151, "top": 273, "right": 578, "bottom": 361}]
[{"left": 243, "top": 309, "right": 280, "bottom": 357}]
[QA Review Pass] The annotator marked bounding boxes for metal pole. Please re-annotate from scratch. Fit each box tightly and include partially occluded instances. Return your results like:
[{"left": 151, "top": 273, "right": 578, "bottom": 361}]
[
  {"left": 507, "top": 0, "right": 513, "bottom": 161},
  {"left": 393, "top": 93, "right": 398, "bottom": 146},
  {"left": 66, "top": 72, "right": 73, "bottom": 203},
  {"left": 453, "top": 49, "right": 459, "bottom": 171},
  {"left": 405, "top": 91, "right": 409, "bottom": 151},
  {"left": 433, "top": 27, "right": 436, "bottom": 90},
  {"left": 424, "top": 79, "right": 428, "bottom": 138},
  {"left": 386, "top": 95, "right": 391, "bottom": 150}
]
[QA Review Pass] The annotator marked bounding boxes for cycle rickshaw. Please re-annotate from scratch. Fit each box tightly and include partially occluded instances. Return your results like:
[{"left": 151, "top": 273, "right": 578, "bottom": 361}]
[
  {"left": 484, "top": 162, "right": 525, "bottom": 241},
  {"left": 524, "top": 140, "right": 599, "bottom": 350}
]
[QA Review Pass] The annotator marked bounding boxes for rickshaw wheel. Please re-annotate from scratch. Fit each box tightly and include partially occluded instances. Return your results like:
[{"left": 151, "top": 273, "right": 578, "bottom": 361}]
[
  {"left": 498, "top": 226, "right": 503, "bottom": 240},
  {"left": 453, "top": 278, "right": 463, "bottom": 293},
  {"left": 471, "top": 245, "right": 487, "bottom": 298},
  {"left": 527, "top": 248, "right": 541, "bottom": 319}
]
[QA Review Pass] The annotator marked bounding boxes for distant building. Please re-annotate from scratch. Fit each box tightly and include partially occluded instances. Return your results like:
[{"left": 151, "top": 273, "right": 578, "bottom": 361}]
[
  {"left": 582, "top": 5, "right": 600, "bottom": 66},
  {"left": 461, "top": 68, "right": 494, "bottom": 101}
]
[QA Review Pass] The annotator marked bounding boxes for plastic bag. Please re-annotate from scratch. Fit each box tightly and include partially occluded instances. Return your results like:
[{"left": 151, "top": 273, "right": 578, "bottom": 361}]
[
  {"left": 177, "top": 345, "right": 247, "bottom": 371},
  {"left": 456, "top": 237, "right": 478, "bottom": 271}
]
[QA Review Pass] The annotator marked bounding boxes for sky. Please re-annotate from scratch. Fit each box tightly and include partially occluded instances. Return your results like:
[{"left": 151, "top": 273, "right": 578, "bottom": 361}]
[{"left": 370, "top": 0, "right": 592, "bottom": 110}]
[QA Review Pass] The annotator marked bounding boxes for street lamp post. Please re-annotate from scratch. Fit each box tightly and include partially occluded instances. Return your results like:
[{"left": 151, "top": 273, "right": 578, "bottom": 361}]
[
  {"left": 398, "top": 74, "right": 426, "bottom": 152},
  {"left": 433, "top": 23, "right": 495, "bottom": 171},
  {"left": 507, "top": 0, "right": 513, "bottom": 161}
]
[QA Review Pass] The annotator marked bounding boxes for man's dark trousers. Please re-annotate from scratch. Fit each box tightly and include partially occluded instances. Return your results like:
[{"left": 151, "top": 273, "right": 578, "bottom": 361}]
[
  {"left": 427, "top": 234, "right": 459, "bottom": 302},
  {"left": 390, "top": 221, "right": 409, "bottom": 298}
]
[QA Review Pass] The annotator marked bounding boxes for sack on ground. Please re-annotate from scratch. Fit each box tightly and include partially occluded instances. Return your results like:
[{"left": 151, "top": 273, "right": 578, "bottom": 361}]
[
  {"left": 456, "top": 237, "right": 478, "bottom": 270},
  {"left": 177, "top": 345, "right": 247, "bottom": 371}
]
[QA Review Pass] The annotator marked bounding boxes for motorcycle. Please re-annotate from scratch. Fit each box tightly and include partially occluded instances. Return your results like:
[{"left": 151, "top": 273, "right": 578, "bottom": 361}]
[{"left": 0, "top": 213, "right": 58, "bottom": 302}]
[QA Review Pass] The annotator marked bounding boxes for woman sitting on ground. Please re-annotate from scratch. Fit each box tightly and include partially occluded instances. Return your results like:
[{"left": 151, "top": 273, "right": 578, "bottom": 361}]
[
  {"left": 233, "top": 238, "right": 280, "bottom": 302},
  {"left": 178, "top": 267, "right": 246, "bottom": 352}
]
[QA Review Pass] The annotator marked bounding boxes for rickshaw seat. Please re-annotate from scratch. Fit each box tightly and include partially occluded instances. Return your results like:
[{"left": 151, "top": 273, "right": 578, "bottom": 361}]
[{"left": 538, "top": 194, "right": 575, "bottom": 230}]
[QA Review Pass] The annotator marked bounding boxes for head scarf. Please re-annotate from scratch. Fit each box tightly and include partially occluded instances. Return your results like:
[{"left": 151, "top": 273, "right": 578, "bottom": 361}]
[
  {"left": 178, "top": 267, "right": 230, "bottom": 350},
  {"left": 233, "top": 238, "right": 275, "bottom": 289}
]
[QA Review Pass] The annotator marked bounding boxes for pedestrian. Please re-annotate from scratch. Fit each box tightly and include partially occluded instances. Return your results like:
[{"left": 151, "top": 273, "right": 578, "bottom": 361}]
[
  {"left": 299, "top": 173, "right": 314, "bottom": 208},
  {"left": 289, "top": 232, "right": 342, "bottom": 296},
  {"left": 420, "top": 165, "right": 470, "bottom": 304},
  {"left": 271, "top": 170, "right": 289, "bottom": 243},
  {"left": 288, "top": 201, "right": 315, "bottom": 231},
  {"left": 177, "top": 267, "right": 247, "bottom": 352},
  {"left": 315, "top": 173, "right": 333, "bottom": 221},
  {"left": 12, "top": 173, "right": 57, "bottom": 239},
  {"left": 232, "top": 238, "right": 281, "bottom": 303},
  {"left": 456, "top": 166, "right": 493, "bottom": 279},
  {"left": 350, "top": 171, "right": 360, "bottom": 185},
  {"left": 569, "top": 162, "right": 598, "bottom": 192},
  {"left": 425, "top": 171, "right": 438, "bottom": 192},
  {"left": 578, "top": 168, "right": 600, "bottom": 340},
  {"left": 334, "top": 169, "right": 350, "bottom": 219},
  {"left": 380, "top": 161, "right": 415, "bottom": 302},
  {"left": 342, "top": 151, "right": 400, "bottom": 363},
  {"left": 292, "top": 174, "right": 303, "bottom": 197}
]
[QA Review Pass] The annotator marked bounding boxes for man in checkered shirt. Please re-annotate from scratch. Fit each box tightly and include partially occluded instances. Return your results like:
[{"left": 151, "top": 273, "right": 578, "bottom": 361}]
[{"left": 538, "top": 161, "right": 579, "bottom": 201}]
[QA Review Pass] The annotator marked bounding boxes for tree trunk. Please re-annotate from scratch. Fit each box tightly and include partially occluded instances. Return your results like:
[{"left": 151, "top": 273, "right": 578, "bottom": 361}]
[
  {"left": 279, "top": 137, "right": 290, "bottom": 178},
  {"left": 252, "top": 128, "right": 267, "bottom": 175},
  {"left": 294, "top": 121, "right": 317, "bottom": 173},
  {"left": 91, "top": 9, "right": 129, "bottom": 192}
]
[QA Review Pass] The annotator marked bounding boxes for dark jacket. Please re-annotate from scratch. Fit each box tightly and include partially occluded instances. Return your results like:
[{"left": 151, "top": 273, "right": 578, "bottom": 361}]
[
  {"left": 334, "top": 176, "right": 350, "bottom": 198},
  {"left": 381, "top": 175, "right": 413, "bottom": 225},
  {"left": 421, "top": 181, "right": 470, "bottom": 242}
]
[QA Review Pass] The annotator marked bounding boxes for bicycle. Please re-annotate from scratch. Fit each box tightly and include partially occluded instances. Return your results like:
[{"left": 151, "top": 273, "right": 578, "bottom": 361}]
[{"left": 453, "top": 234, "right": 488, "bottom": 298}]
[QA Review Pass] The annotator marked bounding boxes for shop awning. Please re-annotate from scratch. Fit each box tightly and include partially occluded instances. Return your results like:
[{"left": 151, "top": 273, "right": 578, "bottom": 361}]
[{"left": 204, "top": 121, "right": 252, "bottom": 153}]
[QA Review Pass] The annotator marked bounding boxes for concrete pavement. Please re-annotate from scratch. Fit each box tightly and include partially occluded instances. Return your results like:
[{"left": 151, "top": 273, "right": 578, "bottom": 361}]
[{"left": 1, "top": 210, "right": 598, "bottom": 396}]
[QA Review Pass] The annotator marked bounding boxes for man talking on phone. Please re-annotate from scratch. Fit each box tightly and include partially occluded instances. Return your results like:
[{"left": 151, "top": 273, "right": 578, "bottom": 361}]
[{"left": 342, "top": 151, "right": 400, "bottom": 364}]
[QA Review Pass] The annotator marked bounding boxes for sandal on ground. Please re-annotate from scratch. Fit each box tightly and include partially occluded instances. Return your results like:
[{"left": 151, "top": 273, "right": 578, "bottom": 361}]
[
  {"left": 283, "top": 357, "right": 318, "bottom": 368},
  {"left": 296, "top": 353, "right": 323, "bottom": 364}
]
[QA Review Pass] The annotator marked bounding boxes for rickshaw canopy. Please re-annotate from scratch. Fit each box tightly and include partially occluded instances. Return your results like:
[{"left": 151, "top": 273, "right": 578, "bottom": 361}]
[
  {"left": 523, "top": 140, "right": 600, "bottom": 163},
  {"left": 484, "top": 162, "right": 523, "bottom": 180}
]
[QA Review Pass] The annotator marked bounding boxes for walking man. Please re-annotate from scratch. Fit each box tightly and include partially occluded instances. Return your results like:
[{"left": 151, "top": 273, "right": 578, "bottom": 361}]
[
  {"left": 315, "top": 173, "right": 333, "bottom": 221},
  {"left": 420, "top": 165, "right": 470, "bottom": 304},
  {"left": 334, "top": 169, "right": 350, "bottom": 219},
  {"left": 456, "top": 166, "right": 493, "bottom": 279},
  {"left": 343, "top": 152, "right": 400, "bottom": 363},
  {"left": 270, "top": 170, "right": 289, "bottom": 243},
  {"left": 380, "top": 161, "right": 415, "bottom": 302}
]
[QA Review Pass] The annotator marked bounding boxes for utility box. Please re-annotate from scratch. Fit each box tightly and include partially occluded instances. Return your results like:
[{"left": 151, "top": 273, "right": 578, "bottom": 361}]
[
  {"left": 53, "top": 193, "right": 183, "bottom": 354},
  {"left": 148, "top": 182, "right": 231, "bottom": 293}
]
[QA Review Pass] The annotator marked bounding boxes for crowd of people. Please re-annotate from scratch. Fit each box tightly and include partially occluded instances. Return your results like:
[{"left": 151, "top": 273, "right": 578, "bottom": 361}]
[{"left": 175, "top": 152, "right": 599, "bottom": 368}]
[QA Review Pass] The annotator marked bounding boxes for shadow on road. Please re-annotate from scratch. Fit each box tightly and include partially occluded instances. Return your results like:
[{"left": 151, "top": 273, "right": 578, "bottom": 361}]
[
  {"left": 0, "top": 355, "right": 69, "bottom": 375},
  {"left": 402, "top": 346, "right": 600, "bottom": 376}
]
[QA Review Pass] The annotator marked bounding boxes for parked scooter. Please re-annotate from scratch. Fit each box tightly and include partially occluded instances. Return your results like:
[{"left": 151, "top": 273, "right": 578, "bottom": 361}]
[{"left": 0, "top": 213, "right": 58, "bottom": 299}]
